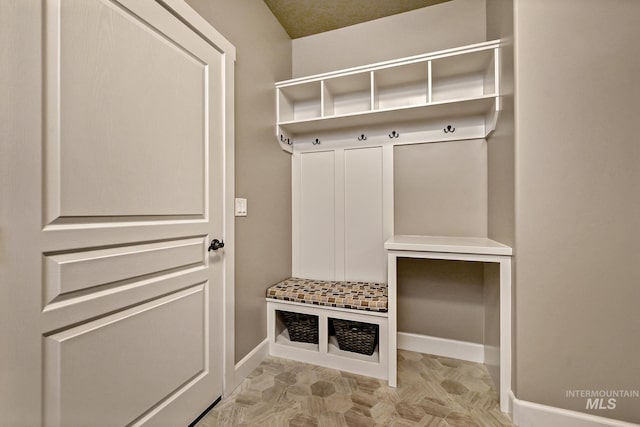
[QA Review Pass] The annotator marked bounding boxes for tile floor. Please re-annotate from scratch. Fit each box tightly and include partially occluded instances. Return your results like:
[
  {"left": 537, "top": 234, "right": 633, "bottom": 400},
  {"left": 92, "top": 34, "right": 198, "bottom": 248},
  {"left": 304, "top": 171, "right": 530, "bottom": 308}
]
[{"left": 197, "top": 350, "right": 514, "bottom": 426}]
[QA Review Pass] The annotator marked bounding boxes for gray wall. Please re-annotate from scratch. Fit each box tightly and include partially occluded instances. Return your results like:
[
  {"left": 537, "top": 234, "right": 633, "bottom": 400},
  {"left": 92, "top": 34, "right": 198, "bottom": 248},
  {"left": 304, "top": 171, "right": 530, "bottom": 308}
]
[
  {"left": 292, "top": 0, "right": 486, "bottom": 78},
  {"left": 186, "top": 0, "right": 292, "bottom": 363},
  {"left": 486, "top": 1, "right": 515, "bottom": 248},
  {"left": 395, "top": 140, "right": 488, "bottom": 238},
  {"left": 514, "top": 0, "right": 640, "bottom": 422},
  {"left": 292, "top": 0, "right": 488, "bottom": 342},
  {"left": 398, "top": 259, "right": 485, "bottom": 343}
]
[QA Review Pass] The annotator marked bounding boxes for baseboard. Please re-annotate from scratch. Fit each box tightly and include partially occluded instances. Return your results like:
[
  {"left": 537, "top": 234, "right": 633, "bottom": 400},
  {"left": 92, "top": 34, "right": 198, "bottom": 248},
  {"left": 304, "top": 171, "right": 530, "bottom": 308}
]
[
  {"left": 510, "top": 391, "right": 638, "bottom": 427},
  {"left": 232, "top": 338, "right": 269, "bottom": 392},
  {"left": 397, "top": 332, "right": 484, "bottom": 363}
]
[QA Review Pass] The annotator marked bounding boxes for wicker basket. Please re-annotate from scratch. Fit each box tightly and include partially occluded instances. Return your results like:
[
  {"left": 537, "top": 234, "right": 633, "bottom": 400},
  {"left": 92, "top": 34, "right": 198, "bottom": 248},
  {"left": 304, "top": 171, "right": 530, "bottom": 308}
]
[
  {"left": 281, "top": 311, "right": 318, "bottom": 344},
  {"left": 332, "top": 319, "right": 378, "bottom": 355}
]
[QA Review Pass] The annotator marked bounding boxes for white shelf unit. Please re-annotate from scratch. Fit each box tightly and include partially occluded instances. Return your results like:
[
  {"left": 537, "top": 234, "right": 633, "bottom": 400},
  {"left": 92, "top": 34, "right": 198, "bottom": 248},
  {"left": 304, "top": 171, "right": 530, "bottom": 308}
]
[
  {"left": 267, "top": 300, "right": 389, "bottom": 380},
  {"left": 385, "top": 235, "right": 512, "bottom": 412},
  {"left": 276, "top": 40, "right": 501, "bottom": 153}
]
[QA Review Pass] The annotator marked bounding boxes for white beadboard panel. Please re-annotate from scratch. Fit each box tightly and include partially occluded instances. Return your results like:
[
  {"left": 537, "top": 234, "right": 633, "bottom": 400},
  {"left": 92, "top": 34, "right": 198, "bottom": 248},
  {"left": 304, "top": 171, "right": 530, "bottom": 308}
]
[
  {"left": 56, "top": 0, "right": 206, "bottom": 219},
  {"left": 344, "top": 147, "right": 385, "bottom": 282},
  {"left": 300, "top": 151, "right": 335, "bottom": 280},
  {"left": 43, "top": 285, "right": 207, "bottom": 427},
  {"left": 333, "top": 149, "right": 346, "bottom": 281},
  {"left": 43, "top": 237, "right": 205, "bottom": 304}
]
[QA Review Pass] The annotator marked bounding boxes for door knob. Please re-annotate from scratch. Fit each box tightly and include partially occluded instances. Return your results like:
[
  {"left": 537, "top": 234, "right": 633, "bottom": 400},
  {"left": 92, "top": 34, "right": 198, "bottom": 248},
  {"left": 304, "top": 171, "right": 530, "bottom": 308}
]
[{"left": 208, "top": 239, "right": 225, "bottom": 252}]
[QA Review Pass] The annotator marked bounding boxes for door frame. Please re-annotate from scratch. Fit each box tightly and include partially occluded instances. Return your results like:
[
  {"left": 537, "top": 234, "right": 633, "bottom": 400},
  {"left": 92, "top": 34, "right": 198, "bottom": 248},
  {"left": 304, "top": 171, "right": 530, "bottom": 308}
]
[{"left": 159, "top": 0, "right": 237, "bottom": 398}]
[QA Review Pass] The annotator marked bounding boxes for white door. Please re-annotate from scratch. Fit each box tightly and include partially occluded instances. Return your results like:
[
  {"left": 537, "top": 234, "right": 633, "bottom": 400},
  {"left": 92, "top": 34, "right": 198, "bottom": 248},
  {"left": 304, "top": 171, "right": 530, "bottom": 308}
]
[{"left": 1, "top": 1, "right": 234, "bottom": 425}]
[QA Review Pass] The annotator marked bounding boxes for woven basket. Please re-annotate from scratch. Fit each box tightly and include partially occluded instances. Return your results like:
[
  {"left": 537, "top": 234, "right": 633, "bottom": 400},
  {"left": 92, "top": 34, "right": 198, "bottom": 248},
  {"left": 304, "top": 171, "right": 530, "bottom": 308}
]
[
  {"left": 282, "top": 311, "right": 318, "bottom": 344},
  {"left": 332, "top": 319, "right": 378, "bottom": 355}
]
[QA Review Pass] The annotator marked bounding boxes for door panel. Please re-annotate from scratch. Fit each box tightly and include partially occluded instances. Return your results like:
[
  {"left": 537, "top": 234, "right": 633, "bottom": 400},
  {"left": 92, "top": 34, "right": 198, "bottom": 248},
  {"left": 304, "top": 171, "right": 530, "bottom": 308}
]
[
  {"left": 43, "top": 237, "right": 205, "bottom": 304},
  {"left": 57, "top": 0, "right": 206, "bottom": 218},
  {"left": 44, "top": 286, "right": 207, "bottom": 427},
  {"left": 3, "top": 0, "right": 230, "bottom": 425}
]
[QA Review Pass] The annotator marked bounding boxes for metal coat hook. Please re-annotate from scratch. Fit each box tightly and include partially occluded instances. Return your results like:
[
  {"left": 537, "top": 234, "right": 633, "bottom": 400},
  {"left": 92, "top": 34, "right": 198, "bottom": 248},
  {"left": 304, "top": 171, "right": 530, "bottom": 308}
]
[
  {"left": 444, "top": 125, "right": 455, "bottom": 134},
  {"left": 389, "top": 130, "right": 399, "bottom": 139},
  {"left": 357, "top": 134, "right": 367, "bottom": 141},
  {"left": 312, "top": 138, "right": 321, "bottom": 145},
  {"left": 280, "top": 134, "right": 292, "bottom": 145}
]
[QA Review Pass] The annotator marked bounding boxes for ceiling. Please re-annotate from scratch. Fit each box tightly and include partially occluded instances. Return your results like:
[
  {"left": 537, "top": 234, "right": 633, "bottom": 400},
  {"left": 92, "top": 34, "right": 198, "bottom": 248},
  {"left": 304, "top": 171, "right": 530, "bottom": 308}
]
[{"left": 264, "top": 0, "right": 452, "bottom": 39}]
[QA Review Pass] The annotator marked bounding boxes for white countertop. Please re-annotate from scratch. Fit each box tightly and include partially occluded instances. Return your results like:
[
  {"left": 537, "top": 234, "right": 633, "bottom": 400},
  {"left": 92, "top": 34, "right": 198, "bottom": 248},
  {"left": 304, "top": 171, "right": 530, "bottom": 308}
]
[{"left": 384, "top": 235, "right": 512, "bottom": 256}]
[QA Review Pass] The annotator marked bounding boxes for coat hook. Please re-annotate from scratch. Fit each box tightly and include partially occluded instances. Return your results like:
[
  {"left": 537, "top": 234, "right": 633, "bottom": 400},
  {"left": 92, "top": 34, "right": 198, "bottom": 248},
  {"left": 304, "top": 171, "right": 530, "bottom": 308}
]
[
  {"left": 389, "top": 130, "right": 399, "bottom": 139},
  {"left": 443, "top": 125, "right": 455, "bottom": 134},
  {"left": 280, "top": 134, "right": 292, "bottom": 145},
  {"left": 357, "top": 134, "right": 367, "bottom": 141},
  {"left": 312, "top": 138, "right": 321, "bottom": 145}
]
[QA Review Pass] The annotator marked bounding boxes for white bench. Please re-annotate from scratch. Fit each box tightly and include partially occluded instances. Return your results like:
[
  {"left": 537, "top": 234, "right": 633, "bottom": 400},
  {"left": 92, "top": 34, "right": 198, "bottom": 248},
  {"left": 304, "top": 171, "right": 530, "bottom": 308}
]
[{"left": 266, "top": 277, "right": 389, "bottom": 381}]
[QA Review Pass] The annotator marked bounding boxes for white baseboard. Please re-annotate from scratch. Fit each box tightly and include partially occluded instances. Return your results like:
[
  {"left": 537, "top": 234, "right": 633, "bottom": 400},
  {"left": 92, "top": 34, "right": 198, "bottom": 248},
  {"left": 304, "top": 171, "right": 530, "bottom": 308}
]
[
  {"left": 397, "top": 332, "right": 484, "bottom": 363},
  {"left": 510, "top": 391, "right": 639, "bottom": 427},
  {"left": 232, "top": 338, "right": 269, "bottom": 392}
]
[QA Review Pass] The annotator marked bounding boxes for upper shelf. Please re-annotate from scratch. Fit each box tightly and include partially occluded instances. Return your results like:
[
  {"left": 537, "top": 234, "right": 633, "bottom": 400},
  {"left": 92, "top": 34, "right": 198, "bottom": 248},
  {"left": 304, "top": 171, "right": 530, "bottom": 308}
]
[{"left": 276, "top": 40, "right": 501, "bottom": 152}]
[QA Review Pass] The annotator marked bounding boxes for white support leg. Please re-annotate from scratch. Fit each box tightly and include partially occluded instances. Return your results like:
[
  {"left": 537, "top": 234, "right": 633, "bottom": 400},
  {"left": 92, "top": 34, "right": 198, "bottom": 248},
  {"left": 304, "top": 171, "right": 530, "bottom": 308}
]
[
  {"left": 387, "top": 253, "right": 398, "bottom": 387},
  {"left": 499, "top": 257, "right": 512, "bottom": 413}
]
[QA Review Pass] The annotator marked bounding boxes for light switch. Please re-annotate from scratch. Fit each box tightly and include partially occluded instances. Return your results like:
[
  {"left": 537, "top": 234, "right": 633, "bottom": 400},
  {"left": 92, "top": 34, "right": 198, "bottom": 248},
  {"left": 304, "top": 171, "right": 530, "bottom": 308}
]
[{"left": 235, "top": 198, "right": 247, "bottom": 216}]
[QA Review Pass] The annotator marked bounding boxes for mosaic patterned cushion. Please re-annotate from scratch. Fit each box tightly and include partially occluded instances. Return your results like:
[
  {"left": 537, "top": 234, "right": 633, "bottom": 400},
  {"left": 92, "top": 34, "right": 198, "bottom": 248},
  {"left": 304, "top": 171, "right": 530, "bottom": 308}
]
[{"left": 266, "top": 277, "right": 388, "bottom": 312}]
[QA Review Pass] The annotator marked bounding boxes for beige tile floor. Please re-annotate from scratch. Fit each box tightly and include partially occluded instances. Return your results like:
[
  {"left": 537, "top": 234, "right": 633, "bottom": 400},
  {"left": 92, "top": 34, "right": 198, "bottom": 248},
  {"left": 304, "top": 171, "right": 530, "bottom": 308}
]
[{"left": 197, "top": 350, "right": 514, "bottom": 426}]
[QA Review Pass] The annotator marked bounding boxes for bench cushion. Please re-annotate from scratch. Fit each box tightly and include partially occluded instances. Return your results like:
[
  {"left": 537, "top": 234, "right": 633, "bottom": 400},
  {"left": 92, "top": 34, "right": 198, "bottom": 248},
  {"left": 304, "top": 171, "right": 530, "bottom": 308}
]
[{"left": 266, "top": 277, "right": 387, "bottom": 312}]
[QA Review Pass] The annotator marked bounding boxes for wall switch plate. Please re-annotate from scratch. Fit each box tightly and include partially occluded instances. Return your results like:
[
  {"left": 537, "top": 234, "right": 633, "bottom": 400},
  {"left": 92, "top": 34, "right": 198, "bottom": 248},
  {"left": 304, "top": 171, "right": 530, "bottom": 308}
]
[{"left": 235, "top": 198, "right": 247, "bottom": 216}]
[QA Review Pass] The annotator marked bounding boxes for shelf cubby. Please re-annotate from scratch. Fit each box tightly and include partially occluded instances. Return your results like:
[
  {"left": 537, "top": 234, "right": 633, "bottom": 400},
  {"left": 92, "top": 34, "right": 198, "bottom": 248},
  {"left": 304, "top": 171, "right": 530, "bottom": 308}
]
[
  {"left": 275, "top": 310, "right": 319, "bottom": 351},
  {"left": 278, "top": 81, "right": 322, "bottom": 122},
  {"left": 323, "top": 72, "right": 372, "bottom": 117},
  {"left": 431, "top": 48, "right": 496, "bottom": 102},
  {"left": 328, "top": 335, "right": 379, "bottom": 363},
  {"left": 329, "top": 317, "right": 379, "bottom": 360},
  {"left": 374, "top": 62, "right": 428, "bottom": 110}
]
